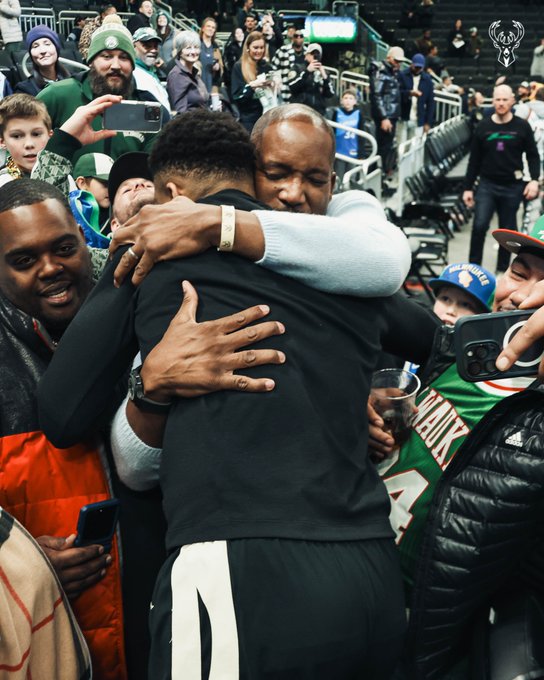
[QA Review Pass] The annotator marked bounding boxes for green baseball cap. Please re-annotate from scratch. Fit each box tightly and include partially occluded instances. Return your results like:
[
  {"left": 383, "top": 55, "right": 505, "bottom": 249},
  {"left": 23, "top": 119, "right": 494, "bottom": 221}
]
[
  {"left": 493, "top": 215, "right": 544, "bottom": 255},
  {"left": 73, "top": 153, "right": 114, "bottom": 181}
]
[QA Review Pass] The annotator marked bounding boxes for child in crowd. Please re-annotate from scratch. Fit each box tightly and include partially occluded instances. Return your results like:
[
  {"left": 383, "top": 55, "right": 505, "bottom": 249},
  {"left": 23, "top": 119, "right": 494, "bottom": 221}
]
[
  {"left": 428, "top": 262, "right": 495, "bottom": 325},
  {"left": 403, "top": 262, "right": 495, "bottom": 374},
  {"left": 329, "top": 88, "right": 374, "bottom": 187},
  {"left": 71, "top": 152, "right": 114, "bottom": 248},
  {"left": 0, "top": 94, "right": 52, "bottom": 186}
]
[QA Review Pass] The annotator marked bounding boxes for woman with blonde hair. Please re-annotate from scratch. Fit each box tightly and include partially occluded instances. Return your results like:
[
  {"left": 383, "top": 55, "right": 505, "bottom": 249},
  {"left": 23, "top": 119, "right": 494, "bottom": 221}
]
[
  {"left": 231, "top": 30, "right": 275, "bottom": 132},
  {"left": 167, "top": 30, "right": 209, "bottom": 113}
]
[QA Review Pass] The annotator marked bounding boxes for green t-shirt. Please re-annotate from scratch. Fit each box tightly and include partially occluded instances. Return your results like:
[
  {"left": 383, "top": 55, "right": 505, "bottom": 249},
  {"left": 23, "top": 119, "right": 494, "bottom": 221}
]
[{"left": 378, "top": 363, "right": 532, "bottom": 588}]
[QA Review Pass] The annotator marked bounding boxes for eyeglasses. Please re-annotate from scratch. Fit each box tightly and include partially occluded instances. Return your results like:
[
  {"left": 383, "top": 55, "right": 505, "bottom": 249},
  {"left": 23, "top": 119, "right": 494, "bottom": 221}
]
[{"left": 293, "top": 33, "right": 304, "bottom": 38}]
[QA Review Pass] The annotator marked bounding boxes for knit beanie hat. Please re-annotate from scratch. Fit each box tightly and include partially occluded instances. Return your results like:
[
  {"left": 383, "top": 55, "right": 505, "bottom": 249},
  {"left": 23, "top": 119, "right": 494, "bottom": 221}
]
[
  {"left": 87, "top": 15, "right": 136, "bottom": 65},
  {"left": 26, "top": 25, "right": 62, "bottom": 54}
]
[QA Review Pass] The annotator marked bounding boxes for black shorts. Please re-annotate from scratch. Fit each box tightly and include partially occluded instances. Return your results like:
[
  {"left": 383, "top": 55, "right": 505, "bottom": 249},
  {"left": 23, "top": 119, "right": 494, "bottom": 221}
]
[{"left": 149, "top": 537, "right": 406, "bottom": 679}]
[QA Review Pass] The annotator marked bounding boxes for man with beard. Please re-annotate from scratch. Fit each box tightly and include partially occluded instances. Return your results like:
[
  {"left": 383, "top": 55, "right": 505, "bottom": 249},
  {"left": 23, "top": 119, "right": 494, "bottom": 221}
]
[
  {"left": 37, "top": 15, "right": 169, "bottom": 164},
  {"left": 132, "top": 26, "right": 169, "bottom": 110}
]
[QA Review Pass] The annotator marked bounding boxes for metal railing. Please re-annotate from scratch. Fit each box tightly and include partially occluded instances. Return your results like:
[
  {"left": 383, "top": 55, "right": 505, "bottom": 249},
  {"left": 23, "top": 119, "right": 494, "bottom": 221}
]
[
  {"left": 155, "top": 0, "right": 172, "bottom": 16},
  {"left": 323, "top": 66, "right": 340, "bottom": 96},
  {"left": 342, "top": 154, "right": 383, "bottom": 200},
  {"left": 117, "top": 12, "right": 132, "bottom": 26},
  {"left": 58, "top": 10, "right": 98, "bottom": 38},
  {"left": 327, "top": 121, "right": 380, "bottom": 195},
  {"left": 20, "top": 7, "right": 55, "bottom": 32},
  {"left": 433, "top": 91, "right": 463, "bottom": 124},
  {"left": 172, "top": 11, "right": 199, "bottom": 32},
  {"left": 391, "top": 134, "right": 426, "bottom": 216},
  {"left": 339, "top": 70, "right": 369, "bottom": 102},
  {"left": 358, "top": 17, "right": 388, "bottom": 63}
]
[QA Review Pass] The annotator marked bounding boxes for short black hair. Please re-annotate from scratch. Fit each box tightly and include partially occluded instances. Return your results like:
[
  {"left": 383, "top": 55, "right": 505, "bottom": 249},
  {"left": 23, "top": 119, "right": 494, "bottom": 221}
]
[
  {"left": 0, "top": 179, "right": 72, "bottom": 217},
  {"left": 149, "top": 110, "right": 256, "bottom": 184}
]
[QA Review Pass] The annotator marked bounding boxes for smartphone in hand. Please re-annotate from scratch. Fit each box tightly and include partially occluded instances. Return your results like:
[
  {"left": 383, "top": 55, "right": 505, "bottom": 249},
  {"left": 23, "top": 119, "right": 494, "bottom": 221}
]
[
  {"left": 103, "top": 101, "right": 162, "bottom": 133},
  {"left": 455, "top": 310, "right": 544, "bottom": 382},
  {"left": 74, "top": 499, "right": 120, "bottom": 549}
]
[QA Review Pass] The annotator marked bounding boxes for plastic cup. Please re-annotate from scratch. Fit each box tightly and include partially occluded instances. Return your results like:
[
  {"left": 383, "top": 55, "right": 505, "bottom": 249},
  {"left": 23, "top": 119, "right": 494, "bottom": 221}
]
[
  {"left": 369, "top": 369, "right": 420, "bottom": 447},
  {"left": 210, "top": 93, "right": 221, "bottom": 111}
]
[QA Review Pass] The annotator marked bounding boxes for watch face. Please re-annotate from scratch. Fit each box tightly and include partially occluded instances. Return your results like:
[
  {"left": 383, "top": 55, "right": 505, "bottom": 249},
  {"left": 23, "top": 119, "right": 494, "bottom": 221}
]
[{"left": 128, "top": 368, "right": 142, "bottom": 401}]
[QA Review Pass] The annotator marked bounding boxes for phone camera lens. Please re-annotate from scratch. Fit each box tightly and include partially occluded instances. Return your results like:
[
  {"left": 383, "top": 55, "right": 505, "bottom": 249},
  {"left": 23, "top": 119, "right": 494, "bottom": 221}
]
[
  {"left": 485, "top": 359, "right": 497, "bottom": 373},
  {"left": 145, "top": 106, "right": 160, "bottom": 121},
  {"left": 468, "top": 361, "right": 482, "bottom": 377},
  {"left": 475, "top": 345, "right": 488, "bottom": 360}
]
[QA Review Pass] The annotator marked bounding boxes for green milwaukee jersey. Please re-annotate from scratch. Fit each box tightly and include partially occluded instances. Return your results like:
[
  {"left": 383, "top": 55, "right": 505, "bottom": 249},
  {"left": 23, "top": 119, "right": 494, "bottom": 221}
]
[{"left": 378, "top": 363, "right": 532, "bottom": 589}]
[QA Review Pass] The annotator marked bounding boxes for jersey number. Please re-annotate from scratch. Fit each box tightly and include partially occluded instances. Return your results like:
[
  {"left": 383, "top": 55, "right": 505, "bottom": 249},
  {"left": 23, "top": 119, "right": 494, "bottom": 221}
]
[{"left": 384, "top": 470, "right": 429, "bottom": 544}]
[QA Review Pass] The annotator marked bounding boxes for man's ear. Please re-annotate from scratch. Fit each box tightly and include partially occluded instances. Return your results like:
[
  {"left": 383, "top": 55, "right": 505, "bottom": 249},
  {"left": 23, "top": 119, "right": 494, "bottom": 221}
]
[
  {"left": 0, "top": 137, "right": 5, "bottom": 149},
  {"left": 75, "top": 176, "right": 87, "bottom": 190},
  {"left": 329, "top": 171, "right": 336, "bottom": 199},
  {"left": 165, "top": 181, "right": 183, "bottom": 199},
  {"left": 110, "top": 216, "right": 120, "bottom": 232}
]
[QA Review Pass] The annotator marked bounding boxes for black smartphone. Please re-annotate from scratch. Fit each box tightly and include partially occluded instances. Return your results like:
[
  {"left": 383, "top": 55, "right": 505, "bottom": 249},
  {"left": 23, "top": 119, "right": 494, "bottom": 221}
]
[
  {"left": 74, "top": 499, "right": 120, "bottom": 548},
  {"left": 103, "top": 101, "right": 163, "bottom": 133},
  {"left": 454, "top": 310, "right": 544, "bottom": 382}
]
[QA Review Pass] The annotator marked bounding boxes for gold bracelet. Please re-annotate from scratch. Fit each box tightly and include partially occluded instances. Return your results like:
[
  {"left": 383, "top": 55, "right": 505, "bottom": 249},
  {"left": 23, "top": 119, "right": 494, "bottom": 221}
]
[{"left": 218, "top": 205, "right": 236, "bottom": 252}]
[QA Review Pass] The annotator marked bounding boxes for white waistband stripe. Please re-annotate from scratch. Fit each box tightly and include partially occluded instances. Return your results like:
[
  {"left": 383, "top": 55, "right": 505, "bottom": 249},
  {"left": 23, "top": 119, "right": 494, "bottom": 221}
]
[{"left": 171, "top": 540, "right": 240, "bottom": 679}]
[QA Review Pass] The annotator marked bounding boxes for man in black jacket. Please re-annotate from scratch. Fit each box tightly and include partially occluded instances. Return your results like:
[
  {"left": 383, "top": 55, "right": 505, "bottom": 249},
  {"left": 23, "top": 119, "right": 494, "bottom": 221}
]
[
  {"left": 126, "top": 0, "right": 153, "bottom": 35},
  {"left": 287, "top": 42, "right": 335, "bottom": 114},
  {"left": 463, "top": 84, "right": 540, "bottom": 272},
  {"left": 369, "top": 45, "right": 404, "bottom": 174},
  {"left": 395, "top": 224, "right": 544, "bottom": 679}
]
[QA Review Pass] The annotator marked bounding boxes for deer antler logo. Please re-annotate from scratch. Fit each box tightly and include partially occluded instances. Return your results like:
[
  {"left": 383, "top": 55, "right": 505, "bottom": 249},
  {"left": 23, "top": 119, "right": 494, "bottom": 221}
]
[{"left": 489, "top": 20, "right": 525, "bottom": 68}]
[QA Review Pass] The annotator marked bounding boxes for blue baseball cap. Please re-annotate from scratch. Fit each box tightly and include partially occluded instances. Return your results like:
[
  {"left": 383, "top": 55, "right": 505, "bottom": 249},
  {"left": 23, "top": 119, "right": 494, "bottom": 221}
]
[
  {"left": 412, "top": 53, "right": 426, "bottom": 68},
  {"left": 429, "top": 263, "right": 496, "bottom": 312}
]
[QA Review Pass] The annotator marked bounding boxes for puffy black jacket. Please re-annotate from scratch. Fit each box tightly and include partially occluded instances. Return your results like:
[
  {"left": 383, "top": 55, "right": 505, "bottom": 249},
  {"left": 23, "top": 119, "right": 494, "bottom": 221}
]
[
  {"left": 405, "top": 358, "right": 544, "bottom": 680},
  {"left": 369, "top": 59, "right": 401, "bottom": 122}
]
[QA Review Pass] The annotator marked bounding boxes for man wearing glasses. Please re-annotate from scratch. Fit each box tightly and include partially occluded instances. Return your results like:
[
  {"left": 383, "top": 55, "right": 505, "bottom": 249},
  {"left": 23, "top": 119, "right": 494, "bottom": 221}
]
[
  {"left": 272, "top": 27, "right": 307, "bottom": 103},
  {"left": 369, "top": 45, "right": 404, "bottom": 176}
]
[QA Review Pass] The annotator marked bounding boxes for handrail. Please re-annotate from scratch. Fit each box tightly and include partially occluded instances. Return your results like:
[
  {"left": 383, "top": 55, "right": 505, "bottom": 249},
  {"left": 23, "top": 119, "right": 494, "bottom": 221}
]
[
  {"left": 433, "top": 91, "right": 463, "bottom": 124},
  {"left": 339, "top": 71, "right": 369, "bottom": 103},
  {"left": 341, "top": 154, "right": 383, "bottom": 198},
  {"left": 391, "top": 134, "right": 426, "bottom": 216},
  {"left": 20, "top": 7, "right": 55, "bottom": 32},
  {"left": 323, "top": 65, "right": 340, "bottom": 96},
  {"left": 117, "top": 12, "right": 132, "bottom": 26},
  {"left": 328, "top": 120, "right": 378, "bottom": 158},
  {"left": 155, "top": 0, "right": 172, "bottom": 16},
  {"left": 172, "top": 12, "right": 199, "bottom": 32}
]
